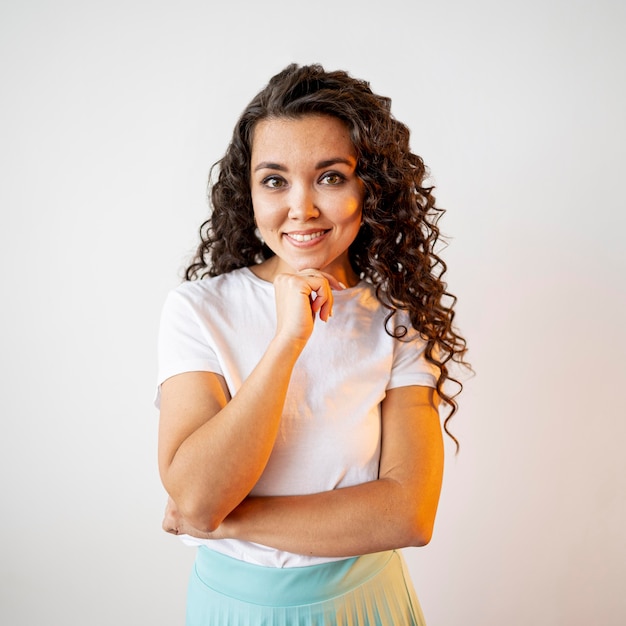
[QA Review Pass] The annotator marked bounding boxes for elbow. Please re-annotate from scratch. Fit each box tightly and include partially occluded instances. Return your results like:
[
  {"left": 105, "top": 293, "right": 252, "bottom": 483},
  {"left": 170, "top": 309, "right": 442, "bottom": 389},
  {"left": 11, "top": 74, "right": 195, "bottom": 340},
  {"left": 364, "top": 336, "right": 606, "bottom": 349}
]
[
  {"left": 187, "top": 511, "right": 223, "bottom": 534},
  {"left": 409, "top": 526, "right": 434, "bottom": 547},
  {"left": 403, "top": 514, "right": 436, "bottom": 548},
  {"left": 176, "top": 495, "right": 225, "bottom": 534},
  {"left": 162, "top": 474, "right": 229, "bottom": 534},
  {"left": 164, "top": 473, "right": 238, "bottom": 534},
  {"left": 181, "top": 500, "right": 224, "bottom": 533}
]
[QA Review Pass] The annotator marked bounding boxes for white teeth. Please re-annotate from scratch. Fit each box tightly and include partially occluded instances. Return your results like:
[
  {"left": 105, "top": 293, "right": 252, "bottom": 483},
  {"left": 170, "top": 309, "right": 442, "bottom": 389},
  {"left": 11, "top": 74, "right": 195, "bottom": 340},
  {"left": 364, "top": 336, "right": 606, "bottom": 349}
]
[{"left": 288, "top": 231, "right": 325, "bottom": 242}]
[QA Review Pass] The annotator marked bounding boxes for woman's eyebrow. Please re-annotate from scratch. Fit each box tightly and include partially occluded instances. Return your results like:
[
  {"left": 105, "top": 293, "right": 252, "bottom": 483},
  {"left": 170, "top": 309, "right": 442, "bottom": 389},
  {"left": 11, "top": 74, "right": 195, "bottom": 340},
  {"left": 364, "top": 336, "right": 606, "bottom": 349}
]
[
  {"left": 253, "top": 157, "right": 356, "bottom": 173},
  {"left": 316, "top": 157, "right": 355, "bottom": 169},
  {"left": 253, "top": 161, "right": 287, "bottom": 172}
]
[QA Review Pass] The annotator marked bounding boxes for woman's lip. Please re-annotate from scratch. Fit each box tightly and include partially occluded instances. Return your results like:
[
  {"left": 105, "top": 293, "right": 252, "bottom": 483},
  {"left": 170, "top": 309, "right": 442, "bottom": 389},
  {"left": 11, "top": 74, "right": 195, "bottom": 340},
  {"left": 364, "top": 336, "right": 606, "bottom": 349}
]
[{"left": 283, "top": 229, "right": 329, "bottom": 243}]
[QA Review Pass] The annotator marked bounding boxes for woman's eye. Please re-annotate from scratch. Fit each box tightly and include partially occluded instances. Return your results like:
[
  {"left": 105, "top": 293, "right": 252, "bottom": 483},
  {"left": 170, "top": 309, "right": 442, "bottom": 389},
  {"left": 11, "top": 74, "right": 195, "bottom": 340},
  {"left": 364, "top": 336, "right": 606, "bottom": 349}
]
[
  {"left": 320, "top": 172, "right": 344, "bottom": 185},
  {"left": 262, "top": 176, "right": 286, "bottom": 189}
]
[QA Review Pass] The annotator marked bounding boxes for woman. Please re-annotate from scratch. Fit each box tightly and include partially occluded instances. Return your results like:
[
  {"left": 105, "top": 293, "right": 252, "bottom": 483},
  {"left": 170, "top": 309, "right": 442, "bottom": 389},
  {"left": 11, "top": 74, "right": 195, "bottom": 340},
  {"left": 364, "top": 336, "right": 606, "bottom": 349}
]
[{"left": 157, "top": 63, "right": 468, "bottom": 625}]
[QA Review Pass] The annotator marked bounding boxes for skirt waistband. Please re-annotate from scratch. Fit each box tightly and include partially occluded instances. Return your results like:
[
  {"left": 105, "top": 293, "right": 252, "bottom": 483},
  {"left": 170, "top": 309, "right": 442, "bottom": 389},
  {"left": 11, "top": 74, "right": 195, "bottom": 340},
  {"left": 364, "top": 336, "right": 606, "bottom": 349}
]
[{"left": 194, "top": 547, "right": 396, "bottom": 607}]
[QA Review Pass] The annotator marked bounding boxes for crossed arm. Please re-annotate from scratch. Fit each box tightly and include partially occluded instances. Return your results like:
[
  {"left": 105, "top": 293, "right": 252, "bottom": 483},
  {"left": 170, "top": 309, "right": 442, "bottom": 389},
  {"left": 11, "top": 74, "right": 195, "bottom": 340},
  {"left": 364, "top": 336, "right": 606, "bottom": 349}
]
[
  {"left": 159, "top": 367, "right": 444, "bottom": 558},
  {"left": 158, "top": 270, "right": 444, "bottom": 558}
]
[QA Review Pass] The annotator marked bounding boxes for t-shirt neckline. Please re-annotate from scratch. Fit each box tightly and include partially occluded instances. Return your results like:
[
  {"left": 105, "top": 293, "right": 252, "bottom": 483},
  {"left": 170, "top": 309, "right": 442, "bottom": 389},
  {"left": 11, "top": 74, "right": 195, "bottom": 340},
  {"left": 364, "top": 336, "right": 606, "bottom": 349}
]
[{"left": 240, "top": 266, "right": 366, "bottom": 294}]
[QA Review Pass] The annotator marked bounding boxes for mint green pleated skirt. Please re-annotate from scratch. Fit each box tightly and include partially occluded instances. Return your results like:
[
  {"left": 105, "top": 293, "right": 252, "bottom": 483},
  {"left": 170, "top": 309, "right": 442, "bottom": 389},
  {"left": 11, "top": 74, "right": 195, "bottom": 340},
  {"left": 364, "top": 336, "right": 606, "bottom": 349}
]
[{"left": 186, "top": 546, "right": 426, "bottom": 625}]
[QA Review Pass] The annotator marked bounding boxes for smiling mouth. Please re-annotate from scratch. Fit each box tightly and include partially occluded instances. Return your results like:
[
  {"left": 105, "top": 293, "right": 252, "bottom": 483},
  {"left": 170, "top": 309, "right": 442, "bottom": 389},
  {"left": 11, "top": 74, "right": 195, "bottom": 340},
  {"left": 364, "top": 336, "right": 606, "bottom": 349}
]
[{"left": 285, "top": 230, "right": 328, "bottom": 242}]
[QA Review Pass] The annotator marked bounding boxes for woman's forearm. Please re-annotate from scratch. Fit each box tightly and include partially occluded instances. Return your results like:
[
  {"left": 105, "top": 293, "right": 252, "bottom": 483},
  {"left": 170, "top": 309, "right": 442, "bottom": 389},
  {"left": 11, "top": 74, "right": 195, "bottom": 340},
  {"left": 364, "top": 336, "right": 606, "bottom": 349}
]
[
  {"left": 220, "top": 477, "right": 441, "bottom": 557},
  {"left": 214, "top": 389, "right": 444, "bottom": 557},
  {"left": 161, "top": 336, "right": 304, "bottom": 531},
  {"left": 160, "top": 272, "right": 341, "bottom": 533}
]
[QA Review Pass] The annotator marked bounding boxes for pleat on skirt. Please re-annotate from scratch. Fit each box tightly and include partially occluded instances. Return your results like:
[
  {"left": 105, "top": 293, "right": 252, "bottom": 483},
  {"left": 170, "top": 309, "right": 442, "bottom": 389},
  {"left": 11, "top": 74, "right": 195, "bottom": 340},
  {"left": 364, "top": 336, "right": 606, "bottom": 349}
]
[{"left": 186, "top": 546, "right": 427, "bottom": 625}]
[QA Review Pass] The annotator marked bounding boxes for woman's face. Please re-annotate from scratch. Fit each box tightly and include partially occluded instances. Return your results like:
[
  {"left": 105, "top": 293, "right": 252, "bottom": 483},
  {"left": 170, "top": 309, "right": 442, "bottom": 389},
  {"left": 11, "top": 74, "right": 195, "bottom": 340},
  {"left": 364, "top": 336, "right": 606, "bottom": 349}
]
[{"left": 250, "top": 114, "right": 364, "bottom": 284}]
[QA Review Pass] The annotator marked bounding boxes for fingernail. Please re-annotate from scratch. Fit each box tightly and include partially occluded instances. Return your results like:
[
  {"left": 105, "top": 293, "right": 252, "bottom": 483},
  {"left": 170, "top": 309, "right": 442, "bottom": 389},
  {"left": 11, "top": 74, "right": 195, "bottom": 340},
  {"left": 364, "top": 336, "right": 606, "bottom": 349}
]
[{"left": 338, "top": 282, "right": 347, "bottom": 290}]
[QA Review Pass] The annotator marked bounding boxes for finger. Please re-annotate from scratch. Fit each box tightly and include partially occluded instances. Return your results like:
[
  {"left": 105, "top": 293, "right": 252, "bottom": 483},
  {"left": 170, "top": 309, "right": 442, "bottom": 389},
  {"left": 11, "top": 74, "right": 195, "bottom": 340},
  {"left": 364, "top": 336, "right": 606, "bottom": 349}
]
[
  {"left": 317, "top": 297, "right": 332, "bottom": 322},
  {"left": 162, "top": 516, "right": 179, "bottom": 535},
  {"left": 298, "top": 268, "right": 347, "bottom": 292},
  {"left": 298, "top": 271, "right": 334, "bottom": 322},
  {"left": 162, "top": 497, "right": 182, "bottom": 535}
]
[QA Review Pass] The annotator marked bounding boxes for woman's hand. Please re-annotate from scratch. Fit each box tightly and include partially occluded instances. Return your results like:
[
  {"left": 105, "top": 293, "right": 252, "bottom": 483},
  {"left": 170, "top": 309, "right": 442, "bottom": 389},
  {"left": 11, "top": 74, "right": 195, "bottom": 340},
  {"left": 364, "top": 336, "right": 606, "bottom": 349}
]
[
  {"left": 162, "top": 496, "right": 193, "bottom": 537},
  {"left": 273, "top": 268, "right": 345, "bottom": 344},
  {"left": 158, "top": 267, "right": 346, "bottom": 535}
]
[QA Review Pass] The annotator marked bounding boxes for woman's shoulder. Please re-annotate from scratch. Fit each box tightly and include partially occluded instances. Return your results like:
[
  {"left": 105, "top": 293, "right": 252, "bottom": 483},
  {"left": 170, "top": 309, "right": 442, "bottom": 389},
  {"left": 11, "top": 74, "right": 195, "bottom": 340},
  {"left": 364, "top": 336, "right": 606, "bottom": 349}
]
[
  {"left": 171, "top": 267, "right": 268, "bottom": 298},
  {"left": 163, "top": 268, "right": 273, "bottom": 321}
]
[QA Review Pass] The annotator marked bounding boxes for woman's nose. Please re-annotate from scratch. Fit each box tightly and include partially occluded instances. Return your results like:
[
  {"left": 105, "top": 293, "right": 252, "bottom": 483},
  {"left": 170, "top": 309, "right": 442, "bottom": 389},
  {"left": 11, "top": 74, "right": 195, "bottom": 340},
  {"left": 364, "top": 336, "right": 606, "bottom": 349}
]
[{"left": 287, "top": 185, "right": 320, "bottom": 221}]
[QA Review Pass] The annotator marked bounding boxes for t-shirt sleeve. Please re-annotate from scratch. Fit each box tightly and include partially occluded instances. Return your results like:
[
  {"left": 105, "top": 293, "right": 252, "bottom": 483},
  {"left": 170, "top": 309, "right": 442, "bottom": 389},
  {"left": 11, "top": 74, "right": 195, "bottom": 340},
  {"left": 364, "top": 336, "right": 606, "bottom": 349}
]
[
  {"left": 387, "top": 313, "right": 440, "bottom": 390},
  {"left": 154, "top": 286, "right": 223, "bottom": 408}
]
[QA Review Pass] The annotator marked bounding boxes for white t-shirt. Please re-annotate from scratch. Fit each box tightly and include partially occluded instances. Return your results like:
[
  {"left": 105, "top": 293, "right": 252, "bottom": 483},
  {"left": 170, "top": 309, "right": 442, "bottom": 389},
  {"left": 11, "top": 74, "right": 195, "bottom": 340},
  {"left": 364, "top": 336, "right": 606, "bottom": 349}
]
[{"left": 156, "top": 267, "right": 438, "bottom": 567}]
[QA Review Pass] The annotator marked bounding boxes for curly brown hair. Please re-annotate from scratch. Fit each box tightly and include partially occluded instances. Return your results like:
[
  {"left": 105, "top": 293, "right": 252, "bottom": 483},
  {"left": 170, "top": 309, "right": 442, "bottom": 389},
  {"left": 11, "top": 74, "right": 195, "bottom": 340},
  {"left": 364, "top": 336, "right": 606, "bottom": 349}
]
[{"left": 185, "top": 63, "right": 469, "bottom": 449}]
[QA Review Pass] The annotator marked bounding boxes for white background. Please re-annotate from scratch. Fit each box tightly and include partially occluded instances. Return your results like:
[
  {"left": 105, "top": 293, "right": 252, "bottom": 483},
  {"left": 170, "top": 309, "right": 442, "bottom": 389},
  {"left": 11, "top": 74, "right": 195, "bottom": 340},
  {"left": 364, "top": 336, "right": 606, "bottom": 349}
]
[{"left": 1, "top": 1, "right": 625, "bottom": 624}]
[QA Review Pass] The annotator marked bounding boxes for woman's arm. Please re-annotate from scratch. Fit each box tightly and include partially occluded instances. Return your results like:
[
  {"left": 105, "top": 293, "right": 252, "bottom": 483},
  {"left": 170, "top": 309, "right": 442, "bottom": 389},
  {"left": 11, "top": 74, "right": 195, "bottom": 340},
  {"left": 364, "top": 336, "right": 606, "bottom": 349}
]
[
  {"left": 158, "top": 271, "right": 340, "bottom": 532},
  {"left": 165, "top": 385, "right": 444, "bottom": 557}
]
